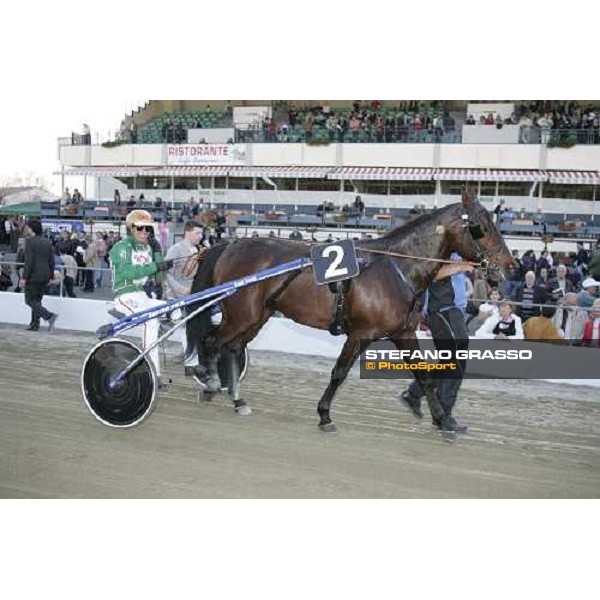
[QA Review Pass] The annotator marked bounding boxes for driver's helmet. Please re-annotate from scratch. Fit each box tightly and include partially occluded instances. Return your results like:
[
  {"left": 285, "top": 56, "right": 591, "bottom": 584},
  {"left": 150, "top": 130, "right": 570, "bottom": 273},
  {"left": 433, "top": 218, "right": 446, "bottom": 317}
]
[{"left": 125, "top": 209, "right": 155, "bottom": 231}]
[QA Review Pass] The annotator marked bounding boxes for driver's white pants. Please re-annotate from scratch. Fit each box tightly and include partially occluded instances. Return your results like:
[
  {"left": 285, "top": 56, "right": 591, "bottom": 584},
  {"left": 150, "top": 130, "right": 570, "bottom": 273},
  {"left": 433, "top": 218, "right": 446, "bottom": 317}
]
[{"left": 115, "top": 292, "right": 166, "bottom": 377}]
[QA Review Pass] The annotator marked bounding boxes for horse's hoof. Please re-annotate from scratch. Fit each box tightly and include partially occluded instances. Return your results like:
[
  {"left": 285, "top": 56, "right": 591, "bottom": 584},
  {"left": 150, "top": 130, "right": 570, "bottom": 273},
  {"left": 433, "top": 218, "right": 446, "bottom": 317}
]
[{"left": 319, "top": 422, "right": 337, "bottom": 434}]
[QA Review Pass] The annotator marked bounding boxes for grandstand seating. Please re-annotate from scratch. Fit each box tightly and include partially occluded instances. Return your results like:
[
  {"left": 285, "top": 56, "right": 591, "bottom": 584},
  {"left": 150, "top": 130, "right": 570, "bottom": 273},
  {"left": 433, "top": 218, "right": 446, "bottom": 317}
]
[
  {"left": 39, "top": 201, "right": 600, "bottom": 239},
  {"left": 132, "top": 102, "right": 452, "bottom": 145},
  {"left": 137, "top": 108, "right": 232, "bottom": 144}
]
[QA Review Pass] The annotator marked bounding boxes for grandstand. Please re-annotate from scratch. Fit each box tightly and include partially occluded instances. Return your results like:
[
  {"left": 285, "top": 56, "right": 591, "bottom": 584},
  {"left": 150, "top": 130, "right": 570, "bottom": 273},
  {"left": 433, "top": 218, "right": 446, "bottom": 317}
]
[{"left": 55, "top": 100, "right": 600, "bottom": 240}]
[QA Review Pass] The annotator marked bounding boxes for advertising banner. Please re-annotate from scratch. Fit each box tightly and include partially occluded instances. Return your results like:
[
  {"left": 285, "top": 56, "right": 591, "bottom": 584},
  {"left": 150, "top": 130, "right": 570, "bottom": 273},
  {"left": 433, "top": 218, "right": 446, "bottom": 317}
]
[{"left": 167, "top": 144, "right": 246, "bottom": 165}]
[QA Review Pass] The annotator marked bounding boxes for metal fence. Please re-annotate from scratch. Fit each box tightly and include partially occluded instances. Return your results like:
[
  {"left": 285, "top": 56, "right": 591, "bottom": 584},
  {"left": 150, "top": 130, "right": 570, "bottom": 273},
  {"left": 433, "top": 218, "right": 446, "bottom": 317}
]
[
  {"left": 234, "top": 125, "right": 461, "bottom": 144},
  {"left": 1, "top": 258, "right": 596, "bottom": 314},
  {"left": 0, "top": 261, "right": 114, "bottom": 300}
]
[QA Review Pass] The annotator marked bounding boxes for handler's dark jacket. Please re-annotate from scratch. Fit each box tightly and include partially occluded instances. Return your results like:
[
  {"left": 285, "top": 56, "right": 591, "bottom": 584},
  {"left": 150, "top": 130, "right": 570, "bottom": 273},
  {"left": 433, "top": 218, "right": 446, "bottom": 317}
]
[{"left": 23, "top": 235, "right": 54, "bottom": 283}]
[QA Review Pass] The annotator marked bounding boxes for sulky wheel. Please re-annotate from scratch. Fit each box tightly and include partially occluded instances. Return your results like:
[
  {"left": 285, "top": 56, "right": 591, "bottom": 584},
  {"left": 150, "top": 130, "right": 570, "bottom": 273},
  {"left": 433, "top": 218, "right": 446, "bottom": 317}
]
[{"left": 81, "top": 338, "right": 157, "bottom": 428}]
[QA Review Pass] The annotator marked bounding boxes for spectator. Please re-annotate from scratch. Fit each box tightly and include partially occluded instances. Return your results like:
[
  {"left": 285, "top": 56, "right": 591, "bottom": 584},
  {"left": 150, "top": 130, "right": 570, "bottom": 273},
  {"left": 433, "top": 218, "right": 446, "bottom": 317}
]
[
  {"left": 83, "top": 235, "right": 97, "bottom": 293},
  {"left": 552, "top": 292, "right": 587, "bottom": 343},
  {"left": 581, "top": 298, "right": 600, "bottom": 347},
  {"left": 536, "top": 250, "right": 551, "bottom": 275},
  {"left": 95, "top": 232, "right": 107, "bottom": 288},
  {"left": 127, "top": 195, "right": 137, "bottom": 208},
  {"left": 513, "top": 271, "right": 546, "bottom": 322},
  {"left": 537, "top": 267, "right": 550, "bottom": 292},
  {"left": 0, "top": 260, "right": 12, "bottom": 292},
  {"left": 467, "top": 304, "right": 494, "bottom": 336},
  {"left": 548, "top": 264, "right": 574, "bottom": 301},
  {"left": 589, "top": 245, "right": 600, "bottom": 279},
  {"left": 59, "top": 249, "right": 77, "bottom": 298},
  {"left": 575, "top": 242, "right": 590, "bottom": 275},
  {"left": 14, "top": 237, "right": 26, "bottom": 293},
  {"left": 538, "top": 113, "right": 553, "bottom": 143},
  {"left": 523, "top": 304, "right": 563, "bottom": 342},
  {"left": 215, "top": 210, "right": 226, "bottom": 240},
  {"left": 201, "top": 227, "right": 215, "bottom": 247},
  {"left": 475, "top": 301, "right": 524, "bottom": 340},
  {"left": 82, "top": 123, "right": 91, "bottom": 145},
  {"left": 576, "top": 277, "right": 600, "bottom": 309},
  {"left": 354, "top": 195, "right": 365, "bottom": 216},
  {"left": 520, "top": 249, "right": 537, "bottom": 274},
  {"left": 73, "top": 236, "right": 86, "bottom": 287},
  {"left": 114, "top": 189, "right": 121, "bottom": 206},
  {"left": 519, "top": 114, "right": 533, "bottom": 143},
  {"left": 481, "top": 288, "right": 503, "bottom": 320},
  {"left": 289, "top": 229, "right": 303, "bottom": 241},
  {"left": 470, "top": 271, "right": 491, "bottom": 313},
  {"left": 492, "top": 199, "right": 505, "bottom": 224}
]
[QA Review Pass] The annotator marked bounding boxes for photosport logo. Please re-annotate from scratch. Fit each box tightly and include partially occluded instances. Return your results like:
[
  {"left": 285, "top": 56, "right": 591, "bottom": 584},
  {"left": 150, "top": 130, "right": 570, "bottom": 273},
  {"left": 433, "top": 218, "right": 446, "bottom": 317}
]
[{"left": 360, "top": 339, "right": 598, "bottom": 380}]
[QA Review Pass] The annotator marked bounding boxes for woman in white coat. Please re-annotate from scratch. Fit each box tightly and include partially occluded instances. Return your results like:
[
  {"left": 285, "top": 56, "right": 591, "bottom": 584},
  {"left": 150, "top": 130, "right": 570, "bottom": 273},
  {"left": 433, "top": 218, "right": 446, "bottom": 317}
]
[{"left": 474, "top": 300, "right": 524, "bottom": 340}]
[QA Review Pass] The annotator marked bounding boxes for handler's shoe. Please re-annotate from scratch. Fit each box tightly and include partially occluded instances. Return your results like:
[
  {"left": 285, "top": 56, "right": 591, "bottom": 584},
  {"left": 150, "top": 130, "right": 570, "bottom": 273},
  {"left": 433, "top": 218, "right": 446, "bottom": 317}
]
[
  {"left": 47, "top": 313, "right": 58, "bottom": 332},
  {"left": 399, "top": 390, "right": 423, "bottom": 419},
  {"left": 234, "top": 399, "right": 252, "bottom": 416},
  {"left": 439, "top": 415, "right": 468, "bottom": 435}
]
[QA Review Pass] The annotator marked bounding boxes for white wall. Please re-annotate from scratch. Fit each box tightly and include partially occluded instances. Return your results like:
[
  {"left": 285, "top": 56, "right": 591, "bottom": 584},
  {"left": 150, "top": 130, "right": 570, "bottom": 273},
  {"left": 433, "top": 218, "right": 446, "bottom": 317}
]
[
  {"left": 0, "top": 292, "right": 343, "bottom": 356},
  {"left": 462, "top": 125, "right": 520, "bottom": 144},
  {"left": 60, "top": 141, "right": 600, "bottom": 172}
]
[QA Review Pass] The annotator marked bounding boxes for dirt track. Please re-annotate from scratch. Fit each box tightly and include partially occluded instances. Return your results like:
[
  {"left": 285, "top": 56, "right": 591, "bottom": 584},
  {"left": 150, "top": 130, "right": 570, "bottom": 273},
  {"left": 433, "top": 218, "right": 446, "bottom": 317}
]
[{"left": 1, "top": 324, "right": 599, "bottom": 498}]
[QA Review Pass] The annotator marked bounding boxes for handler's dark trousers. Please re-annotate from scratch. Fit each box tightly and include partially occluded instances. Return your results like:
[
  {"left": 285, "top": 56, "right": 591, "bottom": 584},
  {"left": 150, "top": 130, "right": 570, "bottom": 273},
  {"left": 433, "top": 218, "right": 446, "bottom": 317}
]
[
  {"left": 25, "top": 281, "right": 53, "bottom": 327},
  {"left": 407, "top": 306, "right": 469, "bottom": 416}
]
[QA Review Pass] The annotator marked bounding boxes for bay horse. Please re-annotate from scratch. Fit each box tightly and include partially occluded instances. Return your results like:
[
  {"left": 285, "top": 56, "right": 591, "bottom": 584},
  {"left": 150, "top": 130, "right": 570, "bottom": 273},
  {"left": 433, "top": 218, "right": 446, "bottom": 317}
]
[{"left": 188, "top": 190, "right": 514, "bottom": 433}]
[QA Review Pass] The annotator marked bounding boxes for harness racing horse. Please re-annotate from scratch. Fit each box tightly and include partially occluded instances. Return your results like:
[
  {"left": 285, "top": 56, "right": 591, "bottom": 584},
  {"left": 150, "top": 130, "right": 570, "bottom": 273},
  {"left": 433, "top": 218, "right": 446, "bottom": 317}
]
[{"left": 188, "top": 190, "right": 514, "bottom": 433}]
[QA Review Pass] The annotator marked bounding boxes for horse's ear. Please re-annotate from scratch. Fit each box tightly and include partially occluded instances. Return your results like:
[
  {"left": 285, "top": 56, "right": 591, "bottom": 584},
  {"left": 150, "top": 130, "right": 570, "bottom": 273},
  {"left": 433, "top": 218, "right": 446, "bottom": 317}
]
[{"left": 461, "top": 185, "right": 476, "bottom": 210}]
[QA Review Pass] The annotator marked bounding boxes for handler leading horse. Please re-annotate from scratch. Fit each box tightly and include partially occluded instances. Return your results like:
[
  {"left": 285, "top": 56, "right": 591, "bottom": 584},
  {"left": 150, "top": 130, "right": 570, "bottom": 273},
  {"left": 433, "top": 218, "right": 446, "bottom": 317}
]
[{"left": 188, "top": 190, "right": 514, "bottom": 433}]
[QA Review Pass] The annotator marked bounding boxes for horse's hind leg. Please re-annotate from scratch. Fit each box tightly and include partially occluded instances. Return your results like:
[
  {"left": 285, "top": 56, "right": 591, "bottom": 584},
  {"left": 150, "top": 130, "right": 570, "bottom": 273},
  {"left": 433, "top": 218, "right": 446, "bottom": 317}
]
[
  {"left": 392, "top": 333, "right": 445, "bottom": 424},
  {"left": 223, "top": 344, "right": 251, "bottom": 415},
  {"left": 317, "top": 335, "right": 363, "bottom": 434}
]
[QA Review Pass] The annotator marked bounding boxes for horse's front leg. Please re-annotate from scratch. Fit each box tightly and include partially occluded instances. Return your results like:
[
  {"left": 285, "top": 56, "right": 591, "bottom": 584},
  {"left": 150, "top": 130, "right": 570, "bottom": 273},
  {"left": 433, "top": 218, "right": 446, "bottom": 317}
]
[{"left": 317, "top": 335, "right": 363, "bottom": 434}]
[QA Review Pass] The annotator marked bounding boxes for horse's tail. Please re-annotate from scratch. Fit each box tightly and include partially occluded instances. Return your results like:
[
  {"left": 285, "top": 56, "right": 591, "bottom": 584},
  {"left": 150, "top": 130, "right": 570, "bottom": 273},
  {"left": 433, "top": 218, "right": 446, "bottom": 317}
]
[{"left": 187, "top": 241, "right": 231, "bottom": 355}]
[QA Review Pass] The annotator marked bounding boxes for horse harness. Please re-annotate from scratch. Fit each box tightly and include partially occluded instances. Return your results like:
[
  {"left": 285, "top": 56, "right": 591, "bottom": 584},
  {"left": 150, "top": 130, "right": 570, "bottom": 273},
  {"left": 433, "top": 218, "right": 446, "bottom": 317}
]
[{"left": 461, "top": 208, "right": 504, "bottom": 276}]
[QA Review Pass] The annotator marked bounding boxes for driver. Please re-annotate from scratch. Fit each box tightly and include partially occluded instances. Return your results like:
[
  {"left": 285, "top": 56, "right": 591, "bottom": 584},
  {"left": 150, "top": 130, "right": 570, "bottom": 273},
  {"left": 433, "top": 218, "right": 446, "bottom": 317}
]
[{"left": 109, "top": 209, "right": 173, "bottom": 385}]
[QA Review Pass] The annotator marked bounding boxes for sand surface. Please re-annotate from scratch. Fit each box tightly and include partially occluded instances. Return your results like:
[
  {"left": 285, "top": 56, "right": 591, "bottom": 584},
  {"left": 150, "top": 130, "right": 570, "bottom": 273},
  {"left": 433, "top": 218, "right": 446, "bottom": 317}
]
[{"left": 1, "top": 324, "right": 599, "bottom": 498}]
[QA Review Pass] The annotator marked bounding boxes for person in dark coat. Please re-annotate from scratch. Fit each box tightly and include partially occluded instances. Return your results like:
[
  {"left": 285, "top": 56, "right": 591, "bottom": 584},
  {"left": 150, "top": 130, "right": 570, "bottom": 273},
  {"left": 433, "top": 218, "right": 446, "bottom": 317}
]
[{"left": 21, "top": 219, "right": 58, "bottom": 331}]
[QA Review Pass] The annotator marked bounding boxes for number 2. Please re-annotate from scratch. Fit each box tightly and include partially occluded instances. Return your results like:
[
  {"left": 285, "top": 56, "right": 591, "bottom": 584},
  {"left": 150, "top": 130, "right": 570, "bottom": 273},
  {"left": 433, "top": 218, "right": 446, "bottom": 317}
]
[{"left": 323, "top": 245, "right": 348, "bottom": 280}]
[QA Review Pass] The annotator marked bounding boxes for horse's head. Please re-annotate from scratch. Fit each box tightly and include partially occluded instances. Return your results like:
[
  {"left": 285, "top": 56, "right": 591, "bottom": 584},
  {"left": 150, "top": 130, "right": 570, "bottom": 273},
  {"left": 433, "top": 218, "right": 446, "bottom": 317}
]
[{"left": 451, "top": 187, "right": 515, "bottom": 281}]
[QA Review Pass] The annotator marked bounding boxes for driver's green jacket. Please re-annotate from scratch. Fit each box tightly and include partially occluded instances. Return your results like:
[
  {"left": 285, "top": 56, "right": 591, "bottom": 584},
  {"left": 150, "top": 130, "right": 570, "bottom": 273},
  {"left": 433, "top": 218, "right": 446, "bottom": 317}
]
[{"left": 109, "top": 236, "right": 162, "bottom": 297}]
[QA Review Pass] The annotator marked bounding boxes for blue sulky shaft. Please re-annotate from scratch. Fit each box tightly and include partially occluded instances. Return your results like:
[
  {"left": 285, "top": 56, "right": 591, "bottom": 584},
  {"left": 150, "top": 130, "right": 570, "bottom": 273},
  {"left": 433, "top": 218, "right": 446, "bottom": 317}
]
[{"left": 100, "top": 256, "right": 313, "bottom": 339}]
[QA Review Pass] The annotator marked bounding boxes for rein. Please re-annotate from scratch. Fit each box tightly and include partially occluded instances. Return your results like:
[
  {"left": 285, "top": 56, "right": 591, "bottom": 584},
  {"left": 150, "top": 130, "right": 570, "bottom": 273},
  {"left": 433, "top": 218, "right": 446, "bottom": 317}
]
[{"left": 279, "top": 237, "right": 479, "bottom": 268}]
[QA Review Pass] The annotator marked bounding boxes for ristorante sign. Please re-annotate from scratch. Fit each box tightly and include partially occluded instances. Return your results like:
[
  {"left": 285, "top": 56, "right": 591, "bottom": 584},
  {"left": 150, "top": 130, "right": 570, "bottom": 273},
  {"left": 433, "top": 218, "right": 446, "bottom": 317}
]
[{"left": 167, "top": 144, "right": 246, "bottom": 165}]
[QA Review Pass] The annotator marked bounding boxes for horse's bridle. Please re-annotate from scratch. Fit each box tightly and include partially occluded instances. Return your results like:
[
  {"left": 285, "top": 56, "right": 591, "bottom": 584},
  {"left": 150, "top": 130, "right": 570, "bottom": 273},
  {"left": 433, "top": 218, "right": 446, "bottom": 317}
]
[{"left": 461, "top": 208, "right": 505, "bottom": 277}]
